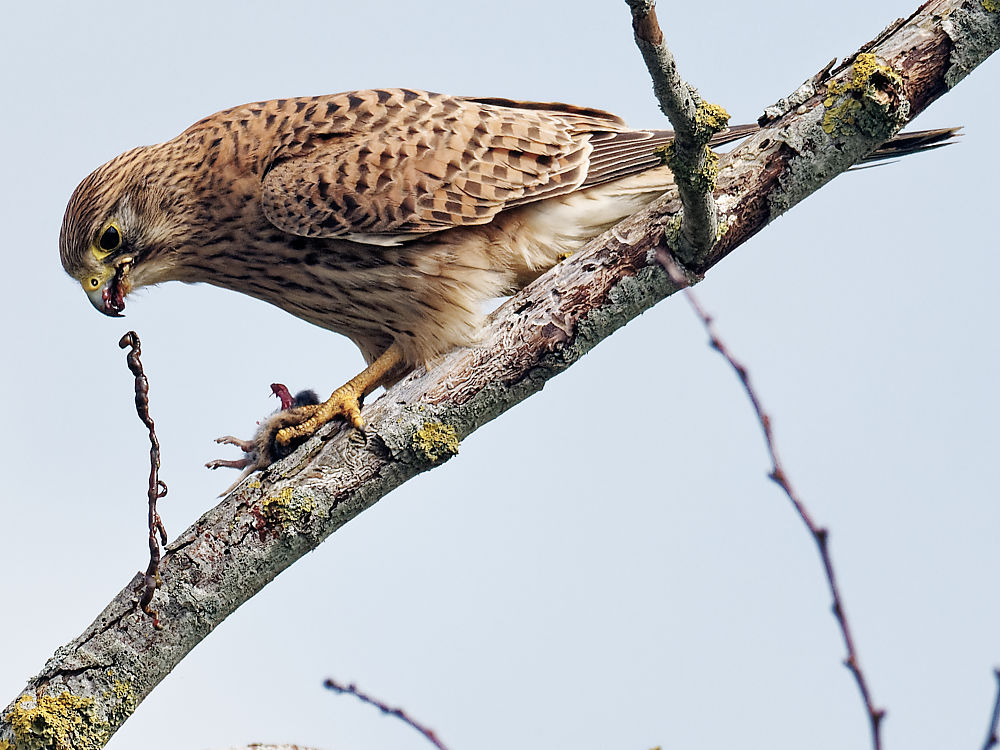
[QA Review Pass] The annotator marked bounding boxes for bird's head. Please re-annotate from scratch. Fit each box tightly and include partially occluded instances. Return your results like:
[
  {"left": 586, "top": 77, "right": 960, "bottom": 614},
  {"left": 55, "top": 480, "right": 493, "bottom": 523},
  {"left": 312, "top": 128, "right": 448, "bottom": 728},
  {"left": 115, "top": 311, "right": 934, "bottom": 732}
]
[{"left": 60, "top": 146, "right": 190, "bottom": 317}]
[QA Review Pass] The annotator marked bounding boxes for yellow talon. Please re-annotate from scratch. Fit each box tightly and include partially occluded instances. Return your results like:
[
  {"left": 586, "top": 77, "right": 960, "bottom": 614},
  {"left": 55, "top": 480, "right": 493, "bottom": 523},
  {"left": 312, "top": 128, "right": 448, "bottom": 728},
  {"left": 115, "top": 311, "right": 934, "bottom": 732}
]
[{"left": 275, "top": 343, "right": 405, "bottom": 445}]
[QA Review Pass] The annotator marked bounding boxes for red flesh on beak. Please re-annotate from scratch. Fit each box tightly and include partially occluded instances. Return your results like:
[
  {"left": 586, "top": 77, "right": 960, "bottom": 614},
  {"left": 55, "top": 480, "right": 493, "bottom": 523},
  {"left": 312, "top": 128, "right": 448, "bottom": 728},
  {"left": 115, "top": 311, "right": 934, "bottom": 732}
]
[{"left": 102, "top": 273, "right": 126, "bottom": 316}]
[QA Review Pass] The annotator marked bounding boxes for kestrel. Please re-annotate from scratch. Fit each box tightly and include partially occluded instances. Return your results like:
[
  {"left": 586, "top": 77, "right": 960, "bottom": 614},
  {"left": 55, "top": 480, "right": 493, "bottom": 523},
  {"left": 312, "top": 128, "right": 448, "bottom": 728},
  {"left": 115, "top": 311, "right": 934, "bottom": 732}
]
[{"left": 59, "top": 88, "right": 953, "bottom": 452}]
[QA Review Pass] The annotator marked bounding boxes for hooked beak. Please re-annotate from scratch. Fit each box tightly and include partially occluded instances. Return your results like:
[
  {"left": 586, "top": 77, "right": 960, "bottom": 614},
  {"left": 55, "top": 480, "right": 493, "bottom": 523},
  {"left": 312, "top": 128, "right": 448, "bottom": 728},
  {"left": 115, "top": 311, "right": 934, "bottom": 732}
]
[{"left": 85, "top": 261, "right": 132, "bottom": 317}]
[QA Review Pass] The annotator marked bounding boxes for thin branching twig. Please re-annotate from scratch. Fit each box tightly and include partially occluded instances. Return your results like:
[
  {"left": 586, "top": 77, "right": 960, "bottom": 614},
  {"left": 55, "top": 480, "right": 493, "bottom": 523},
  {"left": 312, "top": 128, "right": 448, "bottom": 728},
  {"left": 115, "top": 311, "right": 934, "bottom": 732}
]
[
  {"left": 982, "top": 669, "right": 1000, "bottom": 750},
  {"left": 656, "top": 250, "right": 885, "bottom": 750},
  {"left": 119, "top": 331, "right": 168, "bottom": 629},
  {"left": 323, "top": 678, "right": 449, "bottom": 750}
]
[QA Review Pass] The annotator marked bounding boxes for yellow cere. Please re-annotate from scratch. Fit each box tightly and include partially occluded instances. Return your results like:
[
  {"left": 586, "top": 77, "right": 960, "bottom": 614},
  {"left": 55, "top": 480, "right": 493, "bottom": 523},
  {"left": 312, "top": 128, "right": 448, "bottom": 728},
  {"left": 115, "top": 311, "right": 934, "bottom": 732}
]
[{"left": 82, "top": 266, "right": 113, "bottom": 291}]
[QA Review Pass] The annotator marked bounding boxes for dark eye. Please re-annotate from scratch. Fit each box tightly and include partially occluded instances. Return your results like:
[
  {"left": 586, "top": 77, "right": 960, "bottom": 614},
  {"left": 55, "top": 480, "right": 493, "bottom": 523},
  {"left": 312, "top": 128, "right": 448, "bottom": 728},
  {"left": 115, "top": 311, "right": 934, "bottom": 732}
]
[{"left": 99, "top": 224, "right": 122, "bottom": 252}]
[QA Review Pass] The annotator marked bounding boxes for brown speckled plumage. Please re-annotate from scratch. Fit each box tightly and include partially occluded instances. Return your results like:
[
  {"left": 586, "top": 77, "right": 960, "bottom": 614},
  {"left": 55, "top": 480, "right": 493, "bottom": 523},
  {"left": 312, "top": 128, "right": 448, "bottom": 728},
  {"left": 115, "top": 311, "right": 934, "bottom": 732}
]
[{"left": 60, "top": 89, "right": 745, "bottom": 368}]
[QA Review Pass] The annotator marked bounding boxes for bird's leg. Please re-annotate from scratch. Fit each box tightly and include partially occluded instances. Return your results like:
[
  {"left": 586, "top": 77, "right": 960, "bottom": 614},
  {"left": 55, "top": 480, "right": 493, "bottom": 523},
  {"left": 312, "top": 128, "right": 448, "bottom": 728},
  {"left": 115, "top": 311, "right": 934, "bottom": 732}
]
[{"left": 275, "top": 343, "right": 406, "bottom": 445}]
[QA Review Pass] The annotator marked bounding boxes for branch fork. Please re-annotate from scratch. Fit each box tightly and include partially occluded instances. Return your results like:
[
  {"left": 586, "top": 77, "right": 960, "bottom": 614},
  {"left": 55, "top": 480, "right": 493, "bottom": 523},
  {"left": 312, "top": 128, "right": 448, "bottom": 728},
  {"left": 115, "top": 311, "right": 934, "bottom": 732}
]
[{"left": 626, "top": 0, "right": 730, "bottom": 264}]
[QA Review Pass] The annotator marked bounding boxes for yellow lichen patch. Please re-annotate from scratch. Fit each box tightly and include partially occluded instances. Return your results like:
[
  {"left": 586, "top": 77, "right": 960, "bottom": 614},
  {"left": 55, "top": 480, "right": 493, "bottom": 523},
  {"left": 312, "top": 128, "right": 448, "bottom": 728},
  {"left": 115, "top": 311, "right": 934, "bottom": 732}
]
[
  {"left": 5, "top": 692, "right": 106, "bottom": 750},
  {"left": 697, "top": 146, "right": 720, "bottom": 190},
  {"left": 694, "top": 101, "right": 730, "bottom": 140},
  {"left": 261, "top": 486, "right": 317, "bottom": 526},
  {"left": 661, "top": 213, "right": 684, "bottom": 247},
  {"left": 411, "top": 422, "right": 460, "bottom": 463},
  {"left": 850, "top": 53, "right": 904, "bottom": 90},
  {"left": 652, "top": 99, "right": 728, "bottom": 194},
  {"left": 984, "top": 0, "right": 999, "bottom": 11},
  {"left": 822, "top": 53, "right": 908, "bottom": 138},
  {"left": 657, "top": 142, "right": 720, "bottom": 193},
  {"left": 715, "top": 215, "right": 731, "bottom": 241},
  {"left": 102, "top": 677, "right": 137, "bottom": 726}
]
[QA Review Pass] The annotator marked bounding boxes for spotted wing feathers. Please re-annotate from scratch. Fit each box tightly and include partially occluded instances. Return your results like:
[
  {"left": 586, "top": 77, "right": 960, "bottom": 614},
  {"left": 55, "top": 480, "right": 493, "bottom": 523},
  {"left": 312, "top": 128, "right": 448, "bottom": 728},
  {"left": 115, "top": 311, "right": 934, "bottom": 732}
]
[{"left": 260, "top": 90, "right": 660, "bottom": 244}]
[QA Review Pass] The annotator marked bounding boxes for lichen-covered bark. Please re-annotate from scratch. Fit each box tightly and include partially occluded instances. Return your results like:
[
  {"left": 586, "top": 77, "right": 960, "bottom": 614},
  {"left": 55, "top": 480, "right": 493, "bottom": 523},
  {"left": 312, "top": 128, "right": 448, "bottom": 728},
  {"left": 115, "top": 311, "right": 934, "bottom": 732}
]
[
  {"left": 625, "top": 0, "right": 731, "bottom": 262},
  {"left": 707, "top": 0, "right": 999, "bottom": 272},
  {"left": 2, "top": 1, "right": 997, "bottom": 747}
]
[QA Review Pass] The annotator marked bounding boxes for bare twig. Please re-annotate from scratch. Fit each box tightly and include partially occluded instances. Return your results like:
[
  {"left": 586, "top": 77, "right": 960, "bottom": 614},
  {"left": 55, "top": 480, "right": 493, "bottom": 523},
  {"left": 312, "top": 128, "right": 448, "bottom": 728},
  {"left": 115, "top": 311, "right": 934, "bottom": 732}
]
[
  {"left": 982, "top": 669, "right": 1000, "bottom": 750},
  {"left": 323, "top": 679, "right": 449, "bottom": 750},
  {"left": 656, "top": 250, "right": 885, "bottom": 750},
  {"left": 625, "top": 0, "right": 729, "bottom": 262},
  {"left": 119, "top": 331, "right": 169, "bottom": 629}
]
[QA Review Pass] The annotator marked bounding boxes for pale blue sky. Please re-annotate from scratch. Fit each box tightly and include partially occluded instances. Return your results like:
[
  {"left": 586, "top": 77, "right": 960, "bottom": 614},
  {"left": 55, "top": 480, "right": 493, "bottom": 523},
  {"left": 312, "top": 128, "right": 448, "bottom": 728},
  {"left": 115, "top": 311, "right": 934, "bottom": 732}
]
[{"left": 1, "top": 2, "right": 998, "bottom": 749}]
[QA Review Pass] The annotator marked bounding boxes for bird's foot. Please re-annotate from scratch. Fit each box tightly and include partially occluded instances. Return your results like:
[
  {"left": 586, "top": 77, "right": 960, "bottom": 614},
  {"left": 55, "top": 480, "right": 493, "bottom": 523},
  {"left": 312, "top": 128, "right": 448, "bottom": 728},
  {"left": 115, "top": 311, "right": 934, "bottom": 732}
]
[
  {"left": 274, "top": 385, "right": 364, "bottom": 445},
  {"left": 274, "top": 343, "right": 407, "bottom": 446}
]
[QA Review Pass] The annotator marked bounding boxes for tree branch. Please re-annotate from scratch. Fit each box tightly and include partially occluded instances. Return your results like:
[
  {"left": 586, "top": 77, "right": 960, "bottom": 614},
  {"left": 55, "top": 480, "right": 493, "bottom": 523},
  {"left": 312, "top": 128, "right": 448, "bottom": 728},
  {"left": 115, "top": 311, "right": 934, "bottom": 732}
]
[
  {"left": 625, "top": 0, "right": 730, "bottom": 262},
  {"left": 983, "top": 668, "right": 1000, "bottom": 750},
  {"left": 324, "top": 679, "right": 449, "bottom": 750},
  {"left": 2, "top": 1, "right": 997, "bottom": 747}
]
